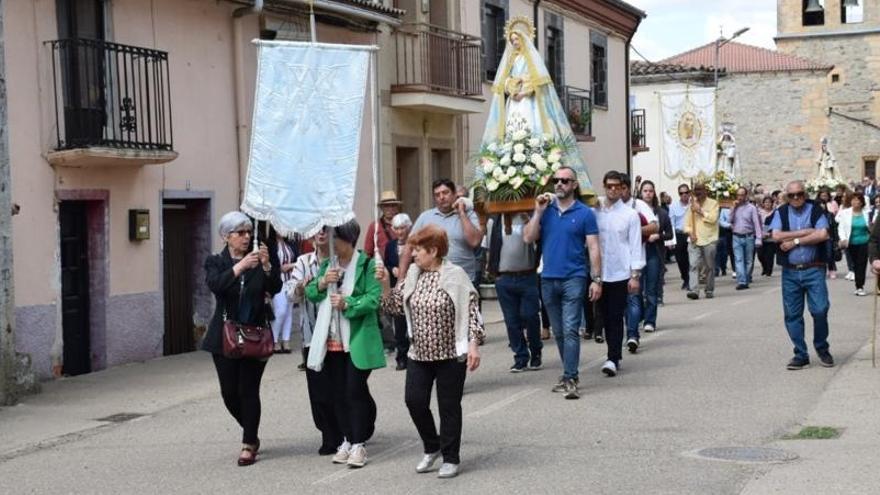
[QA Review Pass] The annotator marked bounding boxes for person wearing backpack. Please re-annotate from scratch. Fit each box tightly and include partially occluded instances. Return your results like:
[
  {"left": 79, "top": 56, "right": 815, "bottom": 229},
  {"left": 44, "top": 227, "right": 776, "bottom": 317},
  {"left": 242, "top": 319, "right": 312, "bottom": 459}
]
[{"left": 769, "top": 181, "right": 834, "bottom": 371}]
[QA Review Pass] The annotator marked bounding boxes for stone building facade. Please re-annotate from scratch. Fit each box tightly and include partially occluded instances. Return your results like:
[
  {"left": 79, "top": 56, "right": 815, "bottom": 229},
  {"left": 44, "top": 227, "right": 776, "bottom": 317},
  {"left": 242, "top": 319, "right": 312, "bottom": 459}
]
[{"left": 776, "top": 0, "right": 880, "bottom": 182}]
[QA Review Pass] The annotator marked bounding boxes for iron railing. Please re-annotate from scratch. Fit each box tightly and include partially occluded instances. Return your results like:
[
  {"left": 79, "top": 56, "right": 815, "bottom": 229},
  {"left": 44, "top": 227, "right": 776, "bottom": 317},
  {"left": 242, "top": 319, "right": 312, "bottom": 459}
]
[
  {"left": 563, "top": 86, "right": 592, "bottom": 137},
  {"left": 47, "top": 38, "right": 173, "bottom": 151},
  {"left": 631, "top": 108, "right": 647, "bottom": 150},
  {"left": 392, "top": 23, "right": 482, "bottom": 97}
]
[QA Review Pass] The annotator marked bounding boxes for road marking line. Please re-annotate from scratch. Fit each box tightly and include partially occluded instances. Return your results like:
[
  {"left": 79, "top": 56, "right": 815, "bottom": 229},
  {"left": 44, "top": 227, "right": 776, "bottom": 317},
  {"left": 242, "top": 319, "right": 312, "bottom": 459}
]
[
  {"left": 466, "top": 388, "right": 541, "bottom": 419},
  {"left": 312, "top": 439, "right": 421, "bottom": 485}
]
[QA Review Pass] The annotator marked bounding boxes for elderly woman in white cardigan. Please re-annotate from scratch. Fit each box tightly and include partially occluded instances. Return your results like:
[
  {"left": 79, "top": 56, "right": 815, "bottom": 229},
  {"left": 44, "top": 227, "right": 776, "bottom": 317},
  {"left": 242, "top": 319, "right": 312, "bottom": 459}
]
[{"left": 376, "top": 224, "right": 484, "bottom": 479}]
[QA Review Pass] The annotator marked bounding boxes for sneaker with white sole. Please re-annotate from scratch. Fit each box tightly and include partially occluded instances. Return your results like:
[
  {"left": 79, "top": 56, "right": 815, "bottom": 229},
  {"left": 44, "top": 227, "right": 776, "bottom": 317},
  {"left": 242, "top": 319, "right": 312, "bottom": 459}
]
[
  {"left": 416, "top": 452, "right": 441, "bottom": 473},
  {"left": 347, "top": 444, "right": 367, "bottom": 468},
  {"left": 437, "top": 463, "right": 460, "bottom": 478},
  {"left": 846, "top": 271, "right": 855, "bottom": 281},
  {"left": 644, "top": 324, "right": 656, "bottom": 333},
  {"left": 551, "top": 377, "right": 567, "bottom": 393},
  {"left": 626, "top": 338, "right": 639, "bottom": 354},
  {"left": 332, "top": 443, "right": 351, "bottom": 464},
  {"left": 855, "top": 288, "right": 867, "bottom": 296},
  {"left": 563, "top": 379, "right": 580, "bottom": 400},
  {"left": 601, "top": 360, "right": 617, "bottom": 377}
]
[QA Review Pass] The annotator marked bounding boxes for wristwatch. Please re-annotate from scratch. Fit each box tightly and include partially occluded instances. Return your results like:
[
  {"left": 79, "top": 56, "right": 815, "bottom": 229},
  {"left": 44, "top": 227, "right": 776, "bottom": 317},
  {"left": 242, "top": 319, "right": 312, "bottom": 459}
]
[
  {"left": 630, "top": 270, "right": 641, "bottom": 279},
  {"left": 591, "top": 275, "right": 602, "bottom": 284},
  {"left": 794, "top": 238, "right": 800, "bottom": 246}
]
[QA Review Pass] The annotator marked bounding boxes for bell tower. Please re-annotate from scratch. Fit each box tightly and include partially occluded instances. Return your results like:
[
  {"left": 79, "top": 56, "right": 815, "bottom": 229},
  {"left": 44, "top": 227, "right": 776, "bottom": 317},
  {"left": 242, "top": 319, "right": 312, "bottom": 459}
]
[{"left": 777, "top": 0, "right": 874, "bottom": 40}]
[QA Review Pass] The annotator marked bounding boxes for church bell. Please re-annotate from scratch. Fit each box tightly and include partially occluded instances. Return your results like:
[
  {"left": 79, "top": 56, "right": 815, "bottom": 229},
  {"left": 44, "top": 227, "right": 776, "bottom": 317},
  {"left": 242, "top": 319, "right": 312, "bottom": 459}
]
[{"left": 804, "top": 0, "right": 824, "bottom": 13}]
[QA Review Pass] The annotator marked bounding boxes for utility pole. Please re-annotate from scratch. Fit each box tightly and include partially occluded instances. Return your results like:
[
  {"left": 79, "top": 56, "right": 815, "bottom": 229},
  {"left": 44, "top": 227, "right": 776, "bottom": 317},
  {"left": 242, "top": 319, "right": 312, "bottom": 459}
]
[{"left": 0, "top": 0, "right": 37, "bottom": 405}]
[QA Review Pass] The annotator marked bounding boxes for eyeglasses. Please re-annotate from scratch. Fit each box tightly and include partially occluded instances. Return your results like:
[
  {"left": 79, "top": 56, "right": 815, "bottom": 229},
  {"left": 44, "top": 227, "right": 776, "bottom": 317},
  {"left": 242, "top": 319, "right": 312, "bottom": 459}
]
[
  {"left": 552, "top": 178, "right": 574, "bottom": 185},
  {"left": 787, "top": 192, "right": 806, "bottom": 200},
  {"left": 232, "top": 229, "right": 252, "bottom": 236},
  {"left": 604, "top": 183, "right": 623, "bottom": 190}
]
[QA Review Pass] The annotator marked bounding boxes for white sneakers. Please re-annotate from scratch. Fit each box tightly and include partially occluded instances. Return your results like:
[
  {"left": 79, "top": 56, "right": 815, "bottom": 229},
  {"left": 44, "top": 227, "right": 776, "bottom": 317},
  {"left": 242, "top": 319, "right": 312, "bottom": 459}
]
[
  {"left": 601, "top": 360, "right": 617, "bottom": 377},
  {"left": 644, "top": 324, "right": 656, "bottom": 333},
  {"left": 416, "top": 452, "right": 441, "bottom": 473},
  {"left": 332, "top": 443, "right": 350, "bottom": 464},
  {"left": 855, "top": 288, "right": 867, "bottom": 297},
  {"left": 845, "top": 271, "right": 855, "bottom": 281},
  {"left": 332, "top": 441, "right": 367, "bottom": 468},
  {"left": 437, "top": 463, "right": 460, "bottom": 478}
]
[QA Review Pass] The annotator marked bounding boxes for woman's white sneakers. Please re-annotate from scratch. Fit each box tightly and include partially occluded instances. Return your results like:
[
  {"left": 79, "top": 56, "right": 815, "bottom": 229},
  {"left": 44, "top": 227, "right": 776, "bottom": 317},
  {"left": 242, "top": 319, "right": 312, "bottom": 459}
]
[
  {"left": 415, "top": 452, "right": 441, "bottom": 473},
  {"left": 437, "top": 463, "right": 460, "bottom": 478}
]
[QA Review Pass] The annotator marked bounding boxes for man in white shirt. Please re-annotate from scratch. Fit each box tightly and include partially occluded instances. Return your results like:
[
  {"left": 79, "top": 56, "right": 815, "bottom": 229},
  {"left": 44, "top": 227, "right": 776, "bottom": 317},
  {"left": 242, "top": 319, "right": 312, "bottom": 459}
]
[
  {"left": 668, "top": 184, "right": 691, "bottom": 289},
  {"left": 595, "top": 171, "right": 645, "bottom": 377}
]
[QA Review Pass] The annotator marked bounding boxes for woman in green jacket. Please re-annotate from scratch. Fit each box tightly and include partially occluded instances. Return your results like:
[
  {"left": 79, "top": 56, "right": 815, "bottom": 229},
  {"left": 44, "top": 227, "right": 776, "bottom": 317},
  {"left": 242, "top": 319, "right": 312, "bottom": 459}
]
[{"left": 305, "top": 219, "right": 385, "bottom": 469}]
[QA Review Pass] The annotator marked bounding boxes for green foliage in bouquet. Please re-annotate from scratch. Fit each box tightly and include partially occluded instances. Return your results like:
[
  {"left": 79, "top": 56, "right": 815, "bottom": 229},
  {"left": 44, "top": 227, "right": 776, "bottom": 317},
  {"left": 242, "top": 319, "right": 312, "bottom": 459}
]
[{"left": 700, "top": 170, "right": 741, "bottom": 200}]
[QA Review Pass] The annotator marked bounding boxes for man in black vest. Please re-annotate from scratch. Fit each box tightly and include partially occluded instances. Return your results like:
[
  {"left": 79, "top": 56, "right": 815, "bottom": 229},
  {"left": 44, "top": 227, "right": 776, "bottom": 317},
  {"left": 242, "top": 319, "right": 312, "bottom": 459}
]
[{"left": 769, "top": 180, "right": 834, "bottom": 370}]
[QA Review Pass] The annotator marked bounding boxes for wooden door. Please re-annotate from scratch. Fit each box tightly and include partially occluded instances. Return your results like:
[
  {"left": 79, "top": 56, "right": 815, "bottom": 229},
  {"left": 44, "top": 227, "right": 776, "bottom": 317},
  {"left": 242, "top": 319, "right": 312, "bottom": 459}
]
[
  {"left": 60, "top": 201, "right": 91, "bottom": 376},
  {"left": 163, "top": 203, "right": 194, "bottom": 355}
]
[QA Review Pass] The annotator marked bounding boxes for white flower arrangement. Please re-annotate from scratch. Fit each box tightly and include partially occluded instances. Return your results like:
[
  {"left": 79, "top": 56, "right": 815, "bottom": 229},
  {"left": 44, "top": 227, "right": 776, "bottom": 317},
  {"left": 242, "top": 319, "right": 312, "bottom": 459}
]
[
  {"left": 700, "top": 170, "right": 741, "bottom": 201},
  {"left": 805, "top": 177, "right": 845, "bottom": 195},
  {"left": 474, "top": 116, "right": 579, "bottom": 201}
]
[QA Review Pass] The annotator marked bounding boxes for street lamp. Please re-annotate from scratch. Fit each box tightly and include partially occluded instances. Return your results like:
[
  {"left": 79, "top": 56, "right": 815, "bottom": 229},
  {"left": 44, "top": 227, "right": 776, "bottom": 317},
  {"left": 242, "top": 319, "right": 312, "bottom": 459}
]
[{"left": 714, "top": 27, "right": 750, "bottom": 87}]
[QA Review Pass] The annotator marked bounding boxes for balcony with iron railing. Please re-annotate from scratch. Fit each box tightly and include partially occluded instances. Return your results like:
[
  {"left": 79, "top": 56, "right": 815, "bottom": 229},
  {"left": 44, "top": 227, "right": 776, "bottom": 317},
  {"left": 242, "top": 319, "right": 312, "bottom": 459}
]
[
  {"left": 562, "top": 86, "right": 593, "bottom": 140},
  {"left": 631, "top": 108, "right": 649, "bottom": 154},
  {"left": 45, "top": 38, "right": 177, "bottom": 167},
  {"left": 390, "top": 23, "right": 484, "bottom": 114}
]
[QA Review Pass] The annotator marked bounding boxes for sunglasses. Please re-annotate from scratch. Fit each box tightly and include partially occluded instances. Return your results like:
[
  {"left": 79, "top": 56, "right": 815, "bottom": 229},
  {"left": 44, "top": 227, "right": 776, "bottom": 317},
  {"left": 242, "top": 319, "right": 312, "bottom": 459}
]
[
  {"left": 787, "top": 192, "right": 806, "bottom": 199},
  {"left": 232, "top": 229, "right": 252, "bottom": 236},
  {"left": 553, "top": 178, "right": 574, "bottom": 185}
]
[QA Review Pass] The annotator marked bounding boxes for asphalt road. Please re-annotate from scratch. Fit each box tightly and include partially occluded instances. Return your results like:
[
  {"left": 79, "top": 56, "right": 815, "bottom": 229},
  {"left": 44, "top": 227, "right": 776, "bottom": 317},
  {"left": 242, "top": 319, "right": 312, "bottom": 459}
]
[{"left": 0, "top": 268, "right": 875, "bottom": 494}]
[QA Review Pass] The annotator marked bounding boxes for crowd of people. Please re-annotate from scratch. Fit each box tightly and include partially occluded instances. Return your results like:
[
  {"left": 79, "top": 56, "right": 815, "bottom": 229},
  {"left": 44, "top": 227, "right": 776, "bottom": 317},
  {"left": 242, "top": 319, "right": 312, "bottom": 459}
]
[{"left": 201, "top": 173, "right": 880, "bottom": 476}]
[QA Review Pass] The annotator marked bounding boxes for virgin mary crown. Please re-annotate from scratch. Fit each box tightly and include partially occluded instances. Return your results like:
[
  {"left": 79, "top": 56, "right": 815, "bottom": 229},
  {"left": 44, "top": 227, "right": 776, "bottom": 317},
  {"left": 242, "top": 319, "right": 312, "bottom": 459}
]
[{"left": 504, "top": 16, "right": 536, "bottom": 42}]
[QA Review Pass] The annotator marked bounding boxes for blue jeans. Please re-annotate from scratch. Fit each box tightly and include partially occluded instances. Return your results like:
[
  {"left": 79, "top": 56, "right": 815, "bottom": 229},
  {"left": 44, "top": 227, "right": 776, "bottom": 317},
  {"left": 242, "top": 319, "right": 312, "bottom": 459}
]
[
  {"left": 495, "top": 273, "right": 543, "bottom": 367},
  {"left": 641, "top": 246, "right": 662, "bottom": 327},
  {"left": 625, "top": 291, "right": 642, "bottom": 341},
  {"left": 733, "top": 234, "right": 756, "bottom": 286},
  {"left": 781, "top": 267, "right": 830, "bottom": 361},
  {"left": 541, "top": 277, "right": 586, "bottom": 380}
]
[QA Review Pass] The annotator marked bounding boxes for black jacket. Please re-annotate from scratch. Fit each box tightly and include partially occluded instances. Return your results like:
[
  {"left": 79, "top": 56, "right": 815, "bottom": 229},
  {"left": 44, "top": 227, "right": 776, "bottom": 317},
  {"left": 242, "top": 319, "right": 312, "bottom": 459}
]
[{"left": 202, "top": 248, "right": 282, "bottom": 354}]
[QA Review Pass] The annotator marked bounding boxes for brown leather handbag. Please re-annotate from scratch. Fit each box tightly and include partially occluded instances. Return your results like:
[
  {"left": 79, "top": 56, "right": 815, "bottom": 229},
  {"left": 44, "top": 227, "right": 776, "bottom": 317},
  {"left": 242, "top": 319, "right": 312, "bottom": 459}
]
[{"left": 222, "top": 276, "right": 274, "bottom": 359}]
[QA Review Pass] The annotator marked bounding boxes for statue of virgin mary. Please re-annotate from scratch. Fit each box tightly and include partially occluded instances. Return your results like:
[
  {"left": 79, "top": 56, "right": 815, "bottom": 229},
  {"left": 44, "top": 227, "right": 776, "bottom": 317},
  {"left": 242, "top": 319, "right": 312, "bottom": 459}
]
[{"left": 481, "top": 16, "right": 592, "bottom": 191}]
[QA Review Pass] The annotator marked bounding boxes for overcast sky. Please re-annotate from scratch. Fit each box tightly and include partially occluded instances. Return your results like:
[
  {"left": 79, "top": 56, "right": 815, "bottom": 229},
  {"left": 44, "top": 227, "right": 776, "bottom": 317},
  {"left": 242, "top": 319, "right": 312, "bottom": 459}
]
[{"left": 628, "top": 0, "right": 778, "bottom": 62}]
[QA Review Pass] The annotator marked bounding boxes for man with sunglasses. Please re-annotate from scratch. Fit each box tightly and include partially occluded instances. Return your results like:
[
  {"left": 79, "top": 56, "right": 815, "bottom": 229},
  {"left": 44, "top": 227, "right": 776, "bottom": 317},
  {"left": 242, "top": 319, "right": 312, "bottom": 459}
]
[
  {"left": 769, "top": 181, "right": 834, "bottom": 370},
  {"left": 684, "top": 183, "right": 720, "bottom": 300},
  {"left": 524, "top": 167, "right": 602, "bottom": 399},
  {"left": 594, "top": 171, "right": 644, "bottom": 377},
  {"left": 669, "top": 184, "right": 692, "bottom": 290}
]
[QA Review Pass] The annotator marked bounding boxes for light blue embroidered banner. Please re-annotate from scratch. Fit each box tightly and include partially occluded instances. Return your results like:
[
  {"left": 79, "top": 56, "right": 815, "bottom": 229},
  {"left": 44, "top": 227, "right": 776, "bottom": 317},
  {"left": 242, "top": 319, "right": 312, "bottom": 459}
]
[{"left": 242, "top": 41, "right": 372, "bottom": 237}]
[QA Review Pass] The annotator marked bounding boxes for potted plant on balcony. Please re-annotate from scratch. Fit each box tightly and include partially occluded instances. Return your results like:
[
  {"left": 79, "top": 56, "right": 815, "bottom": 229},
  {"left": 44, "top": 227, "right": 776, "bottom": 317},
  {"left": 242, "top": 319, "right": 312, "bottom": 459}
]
[{"left": 568, "top": 105, "right": 591, "bottom": 136}]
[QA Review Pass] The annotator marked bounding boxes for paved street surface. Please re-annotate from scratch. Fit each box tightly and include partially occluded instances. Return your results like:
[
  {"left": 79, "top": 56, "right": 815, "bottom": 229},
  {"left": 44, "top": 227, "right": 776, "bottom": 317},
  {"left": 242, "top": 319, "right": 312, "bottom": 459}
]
[{"left": 1, "top": 269, "right": 878, "bottom": 494}]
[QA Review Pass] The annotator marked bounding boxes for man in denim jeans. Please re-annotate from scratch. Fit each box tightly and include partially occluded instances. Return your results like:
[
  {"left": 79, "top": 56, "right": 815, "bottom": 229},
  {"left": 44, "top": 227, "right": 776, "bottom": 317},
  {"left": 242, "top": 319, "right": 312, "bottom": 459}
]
[
  {"left": 485, "top": 213, "right": 543, "bottom": 373},
  {"left": 769, "top": 180, "right": 834, "bottom": 370},
  {"left": 524, "top": 166, "right": 602, "bottom": 400},
  {"left": 730, "top": 186, "right": 763, "bottom": 290}
]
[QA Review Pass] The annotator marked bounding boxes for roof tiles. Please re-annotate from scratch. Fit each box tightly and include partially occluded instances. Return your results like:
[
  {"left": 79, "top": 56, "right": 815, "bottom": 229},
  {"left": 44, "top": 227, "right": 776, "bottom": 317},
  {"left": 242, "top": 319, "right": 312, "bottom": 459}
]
[{"left": 659, "top": 41, "right": 832, "bottom": 74}]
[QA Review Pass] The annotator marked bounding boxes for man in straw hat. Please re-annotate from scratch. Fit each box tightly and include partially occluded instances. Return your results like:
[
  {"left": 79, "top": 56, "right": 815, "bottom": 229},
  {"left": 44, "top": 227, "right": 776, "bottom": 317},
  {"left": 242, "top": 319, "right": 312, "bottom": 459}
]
[{"left": 365, "top": 190, "right": 402, "bottom": 260}]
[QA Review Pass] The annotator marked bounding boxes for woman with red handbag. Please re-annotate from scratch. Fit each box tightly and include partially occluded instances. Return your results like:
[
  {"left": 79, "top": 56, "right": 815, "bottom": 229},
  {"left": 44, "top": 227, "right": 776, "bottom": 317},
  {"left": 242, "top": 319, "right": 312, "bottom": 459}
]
[{"left": 204, "top": 211, "right": 281, "bottom": 466}]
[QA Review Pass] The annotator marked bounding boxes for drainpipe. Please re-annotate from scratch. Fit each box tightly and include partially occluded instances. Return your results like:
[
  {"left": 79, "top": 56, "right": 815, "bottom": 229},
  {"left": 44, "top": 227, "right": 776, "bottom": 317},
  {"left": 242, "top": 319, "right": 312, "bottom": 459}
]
[
  {"left": 625, "top": 35, "right": 632, "bottom": 176},
  {"left": 232, "top": 0, "right": 264, "bottom": 202}
]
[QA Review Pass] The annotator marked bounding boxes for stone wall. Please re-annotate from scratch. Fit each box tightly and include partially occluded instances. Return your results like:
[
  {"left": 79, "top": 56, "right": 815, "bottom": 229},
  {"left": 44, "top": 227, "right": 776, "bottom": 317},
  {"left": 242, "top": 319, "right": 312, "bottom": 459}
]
[
  {"left": 777, "top": 33, "right": 880, "bottom": 182},
  {"left": 716, "top": 70, "right": 829, "bottom": 188}
]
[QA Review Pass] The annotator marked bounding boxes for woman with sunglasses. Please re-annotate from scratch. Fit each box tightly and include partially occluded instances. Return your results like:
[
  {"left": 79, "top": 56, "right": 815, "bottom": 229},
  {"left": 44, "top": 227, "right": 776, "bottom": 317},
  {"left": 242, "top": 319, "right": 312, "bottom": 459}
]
[{"left": 204, "top": 211, "right": 282, "bottom": 466}]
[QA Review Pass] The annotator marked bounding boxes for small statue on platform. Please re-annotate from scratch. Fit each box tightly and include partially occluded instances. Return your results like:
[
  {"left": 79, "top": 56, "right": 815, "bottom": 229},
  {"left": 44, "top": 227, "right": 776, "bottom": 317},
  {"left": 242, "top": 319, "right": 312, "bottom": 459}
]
[
  {"left": 716, "top": 123, "right": 740, "bottom": 177},
  {"left": 816, "top": 137, "right": 840, "bottom": 181}
]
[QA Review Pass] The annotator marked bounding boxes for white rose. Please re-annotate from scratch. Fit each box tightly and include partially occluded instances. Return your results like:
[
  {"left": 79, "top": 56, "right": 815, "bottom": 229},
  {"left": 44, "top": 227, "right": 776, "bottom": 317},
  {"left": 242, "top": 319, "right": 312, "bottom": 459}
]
[
  {"left": 551, "top": 162, "right": 561, "bottom": 171},
  {"left": 530, "top": 153, "right": 543, "bottom": 165},
  {"left": 492, "top": 167, "right": 505, "bottom": 179},
  {"left": 513, "top": 153, "right": 527, "bottom": 163},
  {"left": 547, "top": 152, "right": 561, "bottom": 164},
  {"left": 528, "top": 138, "right": 540, "bottom": 147},
  {"left": 535, "top": 161, "right": 548, "bottom": 172},
  {"left": 499, "top": 154, "right": 512, "bottom": 166},
  {"left": 487, "top": 142, "right": 498, "bottom": 152},
  {"left": 513, "top": 143, "right": 525, "bottom": 154},
  {"left": 510, "top": 176, "right": 525, "bottom": 190},
  {"left": 506, "top": 166, "right": 517, "bottom": 177},
  {"left": 480, "top": 157, "right": 496, "bottom": 173},
  {"left": 486, "top": 178, "right": 500, "bottom": 192},
  {"left": 522, "top": 165, "right": 536, "bottom": 175},
  {"left": 498, "top": 173, "right": 509, "bottom": 183}
]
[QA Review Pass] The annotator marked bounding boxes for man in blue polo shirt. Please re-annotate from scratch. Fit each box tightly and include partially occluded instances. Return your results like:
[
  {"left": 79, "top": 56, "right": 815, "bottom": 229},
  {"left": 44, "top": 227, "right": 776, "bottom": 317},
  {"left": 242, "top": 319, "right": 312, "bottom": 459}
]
[
  {"left": 524, "top": 166, "right": 602, "bottom": 400},
  {"left": 770, "top": 180, "right": 834, "bottom": 370}
]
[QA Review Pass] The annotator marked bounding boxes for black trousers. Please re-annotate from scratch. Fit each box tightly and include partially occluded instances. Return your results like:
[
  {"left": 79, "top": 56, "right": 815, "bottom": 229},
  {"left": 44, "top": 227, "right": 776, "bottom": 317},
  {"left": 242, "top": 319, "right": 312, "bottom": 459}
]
[
  {"left": 212, "top": 353, "right": 268, "bottom": 445},
  {"left": 759, "top": 241, "right": 776, "bottom": 276},
  {"left": 306, "top": 350, "right": 376, "bottom": 446},
  {"left": 674, "top": 231, "right": 690, "bottom": 286},
  {"left": 601, "top": 280, "right": 628, "bottom": 366},
  {"left": 538, "top": 276, "right": 551, "bottom": 330},
  {"left": 405, "top": 358, "right": 467, "bottom": 464},
  {"left": 394, "top": 314, "right": 410, "bottom": 364},
  {"left": 849, "top": 243, "right": 869, "bottom": 290}
]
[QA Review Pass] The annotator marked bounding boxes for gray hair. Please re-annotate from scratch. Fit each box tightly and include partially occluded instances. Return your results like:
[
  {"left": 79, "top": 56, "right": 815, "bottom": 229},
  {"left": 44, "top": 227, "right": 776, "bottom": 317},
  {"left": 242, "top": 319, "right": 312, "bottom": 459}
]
[
  {"left": 391, "top": 213, "right": 412, "bottom": 229},
  {"left": 786, "top": 180, "right": 805, "bottom": 192},
  {"left": 218, "top": 211, "right": 252, "bottom": 238}
]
